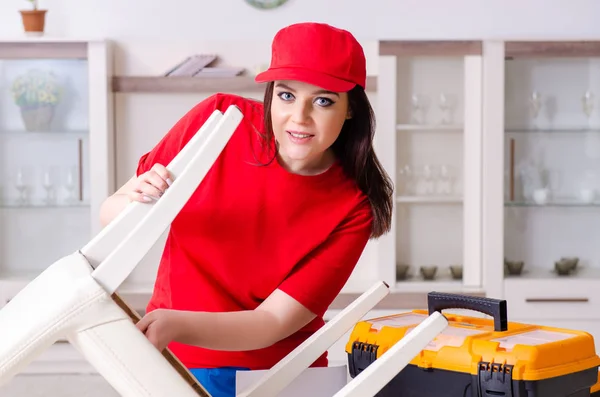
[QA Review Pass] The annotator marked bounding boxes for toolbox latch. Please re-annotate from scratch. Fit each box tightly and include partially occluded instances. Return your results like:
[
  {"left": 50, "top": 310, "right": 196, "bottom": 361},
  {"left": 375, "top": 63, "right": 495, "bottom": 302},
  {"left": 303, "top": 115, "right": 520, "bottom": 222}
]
[
  {"left": 477, "top": 361, "right": 514, "bottom": 397},
  {"left": 348, "top": 341, "right": 379, "bottom": 378}
]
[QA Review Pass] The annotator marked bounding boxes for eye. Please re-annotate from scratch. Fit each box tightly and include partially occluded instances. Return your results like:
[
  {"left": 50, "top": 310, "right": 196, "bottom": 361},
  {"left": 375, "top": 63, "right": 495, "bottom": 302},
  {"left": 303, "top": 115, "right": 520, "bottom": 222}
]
[
  {"left": 277, "top": 92, "right": 294, "bottom": 101},
  {"left": 315, "top": 97, "right": 334, "bottom": 107}
]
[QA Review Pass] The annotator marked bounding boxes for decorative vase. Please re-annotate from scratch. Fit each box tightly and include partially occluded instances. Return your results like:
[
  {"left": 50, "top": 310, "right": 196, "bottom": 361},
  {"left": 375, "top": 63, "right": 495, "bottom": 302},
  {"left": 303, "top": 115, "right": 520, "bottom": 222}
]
[
  {"left": 20, "top": 105, "right": 54, "bottom": 131},
  {"left": 20, "top": 9, "right": 47, "bottom": 36}
]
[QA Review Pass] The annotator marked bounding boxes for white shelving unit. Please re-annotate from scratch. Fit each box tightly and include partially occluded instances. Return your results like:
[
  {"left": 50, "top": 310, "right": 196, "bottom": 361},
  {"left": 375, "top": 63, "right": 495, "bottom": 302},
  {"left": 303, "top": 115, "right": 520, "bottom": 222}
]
[
  {"left": 0, "top": 38, "right": 115, "bottom": 304},
  {"left": 0, "top": 38, "right": 114, "bottom": 379},
  {"left": 373, "top": 40, "right": 484, "bottom": 294},
  {"left": 481, "top": 40, "right": 600, "bottom": 348}
]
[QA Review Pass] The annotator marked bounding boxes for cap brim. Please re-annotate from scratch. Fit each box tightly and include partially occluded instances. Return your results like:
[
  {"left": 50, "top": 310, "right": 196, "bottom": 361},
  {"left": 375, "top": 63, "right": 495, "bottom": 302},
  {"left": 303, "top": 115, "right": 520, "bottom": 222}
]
[{"left": 255, "top": 67, "right": 356, "bottom": 93}]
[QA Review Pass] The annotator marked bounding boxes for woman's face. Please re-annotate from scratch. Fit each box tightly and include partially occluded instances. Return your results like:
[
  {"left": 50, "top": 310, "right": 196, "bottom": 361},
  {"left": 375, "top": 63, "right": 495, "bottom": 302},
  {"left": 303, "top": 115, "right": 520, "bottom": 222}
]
[{"left": 270, "top": 80, "right": 350, "bottom": 175}]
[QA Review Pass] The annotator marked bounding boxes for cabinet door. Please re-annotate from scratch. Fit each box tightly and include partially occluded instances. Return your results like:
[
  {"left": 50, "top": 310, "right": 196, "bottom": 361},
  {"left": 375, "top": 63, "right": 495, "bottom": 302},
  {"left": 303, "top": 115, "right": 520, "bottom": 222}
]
[
  {"left": 504, "top": 41, "right": 600, "bottom": 283},
  {"left": 483, "top": 42, "right": 600, "bottom": 299},
  {"left": 375, "top": 41, "right": 484, "bottom": 293},
  {"left": 0, "top": 40, "right": 113, "bottom": 299}
]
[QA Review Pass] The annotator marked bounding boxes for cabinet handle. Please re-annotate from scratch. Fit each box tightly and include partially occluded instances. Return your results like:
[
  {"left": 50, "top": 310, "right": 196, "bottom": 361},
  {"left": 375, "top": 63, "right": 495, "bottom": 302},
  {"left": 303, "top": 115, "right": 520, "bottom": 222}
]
[
  {"left": 525, "top": 298, "right": 589, "bottom": 303},
  {"left": 78, "top": 138, "right": 83, "bottom": 201}
]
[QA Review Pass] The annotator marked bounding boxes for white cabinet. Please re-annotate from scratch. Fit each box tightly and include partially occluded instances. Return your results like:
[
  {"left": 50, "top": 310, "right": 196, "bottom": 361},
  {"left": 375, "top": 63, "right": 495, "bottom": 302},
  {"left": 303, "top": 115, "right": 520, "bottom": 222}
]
[
  {"left": 504, "top": 278, "right": 600, "bottom": 320},
  {"left": 482, "top": 40, "right": 600, "bottom": 301},
  {"left": 369, "top": 40, "right": 485, "bottom": 295},
  {"left": 367, "top": 39, "right": 600, "bottom": 351},
  {"left": 480, "top": 40, "right": 600, "bottom": 351},
  {"left": 0, "top": 38, "right": 115, "bottom": 304}
]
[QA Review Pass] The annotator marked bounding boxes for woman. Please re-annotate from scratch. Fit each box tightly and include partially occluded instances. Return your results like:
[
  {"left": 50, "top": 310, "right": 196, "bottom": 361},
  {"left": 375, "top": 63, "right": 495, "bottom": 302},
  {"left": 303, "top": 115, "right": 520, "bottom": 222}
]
[{"left": 99, "top": 22, "right": 393, "bottom": 397}]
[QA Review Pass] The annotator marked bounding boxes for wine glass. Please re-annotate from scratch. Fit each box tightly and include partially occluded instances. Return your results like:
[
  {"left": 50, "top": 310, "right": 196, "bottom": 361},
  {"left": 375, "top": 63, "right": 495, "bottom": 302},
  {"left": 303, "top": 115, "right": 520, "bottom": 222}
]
[
  {"left": 398, "top": 164, "right": 414, "bottom": 195},
  {"left": 411, "top": 94, "right": 422, "bottom": 124},
  {"left": 438, "top": 165, "right": 454, "bottom": 195},
  {"left": 439, "top": 93, "right": 450, "bottom": 124},
  {"left": 529, "top": 91, "right": 542, "bottom": 128},
  {"left": 42, "top": 168, "right": 55, "bottom": 205},
  {"left": 63, "top": 166, "right": 77, "bottom": 205},
  {"left": 14, "top": 167, "right": 28, "bottom": 206},
  {"left": 582, "top": 90, "right": 594, "bottom": 124}
]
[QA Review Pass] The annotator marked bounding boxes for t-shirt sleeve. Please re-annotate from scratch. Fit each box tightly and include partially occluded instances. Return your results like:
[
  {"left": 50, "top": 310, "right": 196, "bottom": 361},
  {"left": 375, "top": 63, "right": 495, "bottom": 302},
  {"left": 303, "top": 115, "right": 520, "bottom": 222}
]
[
  {"left": 277, "top": 200, "right": 373, "bottom": 317},
  {"left": 135, "top": 94, "right": 223, "bottom": 177}
]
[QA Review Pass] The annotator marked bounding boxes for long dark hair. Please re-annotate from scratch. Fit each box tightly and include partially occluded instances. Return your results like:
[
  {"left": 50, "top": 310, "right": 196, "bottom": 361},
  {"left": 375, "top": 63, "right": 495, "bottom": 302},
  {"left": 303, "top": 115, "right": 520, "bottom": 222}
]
[{"left": 260, "top": 82, "right": 393, "bottom": 238}]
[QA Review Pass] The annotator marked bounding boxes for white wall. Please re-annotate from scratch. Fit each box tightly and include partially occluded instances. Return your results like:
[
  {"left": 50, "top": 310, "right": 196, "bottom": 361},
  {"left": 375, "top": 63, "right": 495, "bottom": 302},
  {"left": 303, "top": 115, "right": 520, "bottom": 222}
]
[{"left": 3, "top": 0, "right": 600, "bottom": 43}]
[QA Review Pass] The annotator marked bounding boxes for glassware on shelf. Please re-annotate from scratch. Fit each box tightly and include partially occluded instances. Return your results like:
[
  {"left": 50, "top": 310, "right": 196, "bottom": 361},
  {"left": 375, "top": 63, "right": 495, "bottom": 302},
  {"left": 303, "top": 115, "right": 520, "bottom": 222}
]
[
  {"left": 417, "top": 164, "right": 437, "bottom": 195},
  {"left": 397, "top": 164, "right": 414, "bottom": 195},
  {"left": 410, "top": 94, "right": 421, "bottom": 124},
  {"left": 582, "top": 90, "right": 594, "bottom": 123},
  {"left": 439, "top": 93, "right": 454, "bottom": 124},
  {"left": 529, "top": 91, "right": 542, "bottom": 128},
  {"left": 579, "top": 170, "right": 598, "bottom": 204},
  {"left": 63, "top": 165, "right": 78, "bottom": 205},
  {"left": 437, "top": 165, "right": 454, "bottom": 195},
  {"left": 41, "top": 168, "right": 56, "bottom": 206},
  {"left": 13, "top": 167, "right": 29, "bottom": 206},
  {"left": 410, "top": 94, "right": 430, "bottom": 124}
]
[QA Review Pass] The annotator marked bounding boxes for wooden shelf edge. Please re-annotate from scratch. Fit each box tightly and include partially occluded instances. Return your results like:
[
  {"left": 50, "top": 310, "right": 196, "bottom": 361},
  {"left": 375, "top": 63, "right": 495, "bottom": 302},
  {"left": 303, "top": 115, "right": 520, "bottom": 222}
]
[
  {"left": 0, "top": 42, "right": 88, "bottom": 59},
  {"left": 379, "top": 40, "right": 482, "bottom": 56},
  {"left": 112, "top": 75, "right": 378, "bottom": 93},
  {"left": 505, "top": 41, "right": 600, "bottom": 58}
]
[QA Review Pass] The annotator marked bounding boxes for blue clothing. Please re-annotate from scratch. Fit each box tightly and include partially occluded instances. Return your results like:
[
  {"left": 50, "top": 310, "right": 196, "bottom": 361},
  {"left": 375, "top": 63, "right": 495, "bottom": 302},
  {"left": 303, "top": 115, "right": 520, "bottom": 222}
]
[{"left": 190, "top": 367, "right": 250, "bottom": 397}]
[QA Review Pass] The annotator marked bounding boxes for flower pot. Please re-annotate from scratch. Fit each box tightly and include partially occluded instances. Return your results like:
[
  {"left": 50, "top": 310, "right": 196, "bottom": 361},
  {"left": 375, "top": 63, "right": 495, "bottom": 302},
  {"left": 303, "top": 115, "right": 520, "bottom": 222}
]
[
  {"left": 20, "top": 105, "right": 54, "bottom": 131},
  {"left": 20, "top": 9, "right": 47, "bottom": 36}
]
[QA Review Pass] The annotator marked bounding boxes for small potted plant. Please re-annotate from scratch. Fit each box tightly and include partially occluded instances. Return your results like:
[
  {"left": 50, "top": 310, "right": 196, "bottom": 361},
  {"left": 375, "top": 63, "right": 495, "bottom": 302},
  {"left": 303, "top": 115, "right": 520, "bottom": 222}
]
[
  {"left": 11, "top": 69, "right": 62, "bottom": 131},
  {"left": 19, "top": 0, "right": 47, "bottom": 36}
]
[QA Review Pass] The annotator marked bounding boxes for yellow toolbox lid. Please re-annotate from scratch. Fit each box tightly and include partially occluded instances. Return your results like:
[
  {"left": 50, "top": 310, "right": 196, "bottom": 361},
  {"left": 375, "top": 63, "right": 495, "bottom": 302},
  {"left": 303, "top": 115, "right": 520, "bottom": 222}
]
[{"left": 346, "top": 293, "right": 600, "bottom": 382}]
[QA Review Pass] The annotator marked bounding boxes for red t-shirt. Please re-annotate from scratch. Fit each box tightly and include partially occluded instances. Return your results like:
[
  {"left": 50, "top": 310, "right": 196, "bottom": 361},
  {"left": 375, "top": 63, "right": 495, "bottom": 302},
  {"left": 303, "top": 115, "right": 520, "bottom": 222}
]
[{"left": 136, "top": 93, "right": 373, "bottom": 370}]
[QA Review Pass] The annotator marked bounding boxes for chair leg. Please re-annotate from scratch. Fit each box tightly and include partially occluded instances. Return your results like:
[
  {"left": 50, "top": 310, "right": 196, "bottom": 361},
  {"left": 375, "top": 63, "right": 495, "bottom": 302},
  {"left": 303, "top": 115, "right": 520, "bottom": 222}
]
[
  {"left": 237, "top": 281, "right": 390, "bottom": 397},
  {"left": 332, "top": 311, "right": 449, "bottom": 397},
  {"left": 80, "top": 109, "right": 224, "bottom": 269},
  {"left": 90, "top": 105, "right": 243, "bottom": 295}
]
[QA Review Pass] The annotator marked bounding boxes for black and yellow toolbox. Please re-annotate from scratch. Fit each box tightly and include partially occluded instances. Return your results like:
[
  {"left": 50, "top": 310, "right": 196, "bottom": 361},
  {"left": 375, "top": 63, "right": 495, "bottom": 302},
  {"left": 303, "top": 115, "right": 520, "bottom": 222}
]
[{"left": 346, "top": 292, "right": 600, "bottom": 396}]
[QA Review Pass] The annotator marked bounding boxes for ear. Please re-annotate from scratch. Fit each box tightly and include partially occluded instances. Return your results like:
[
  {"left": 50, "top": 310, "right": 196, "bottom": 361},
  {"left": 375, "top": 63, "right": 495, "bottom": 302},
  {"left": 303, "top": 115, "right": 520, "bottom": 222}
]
[{"left": 346, "top": 107, "right": 353, "bottom": 120}]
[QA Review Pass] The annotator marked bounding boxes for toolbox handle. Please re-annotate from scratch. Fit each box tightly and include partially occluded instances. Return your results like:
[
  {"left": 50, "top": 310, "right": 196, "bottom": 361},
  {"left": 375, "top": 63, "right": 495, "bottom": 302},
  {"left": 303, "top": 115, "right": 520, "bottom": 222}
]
[{"left": 427, "top": 292, "right": 508, "bottom": 332}]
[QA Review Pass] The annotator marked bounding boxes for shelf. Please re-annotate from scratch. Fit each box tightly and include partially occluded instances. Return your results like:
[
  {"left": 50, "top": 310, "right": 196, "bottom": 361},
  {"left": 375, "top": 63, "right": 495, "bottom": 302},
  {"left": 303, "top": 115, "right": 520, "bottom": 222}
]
[
  {"left": 506, "top": 127, "right": 600, "bottom": 134},
  {"left": 0, "top": 202, "right": 89, "bottom": 209},
  {"left": 0, "top": 40, "right": 89, "bottom": 59},
  {"left": 397, "top": 195, "right": 462, "bottom": 204},
  {"left": 112, "top": 75, "right": 378, "bottom": 93},
  {"left": 505, "top": 199, "right": 600, "bottom": 207},
  {"left": 396, "top": 124, "right": 463, "bottom": 131},
  {"left": 0, "top": 130, "right": 88, "bottom": 139},
  {"left": 504, "top": 265, "right": 600, "bottom": 280},
  {"left": 116, "top": 281, "right": 485, "bottom": 313},
  {"left": 394, "top": 279, "right": 466, "bottom": 292}
]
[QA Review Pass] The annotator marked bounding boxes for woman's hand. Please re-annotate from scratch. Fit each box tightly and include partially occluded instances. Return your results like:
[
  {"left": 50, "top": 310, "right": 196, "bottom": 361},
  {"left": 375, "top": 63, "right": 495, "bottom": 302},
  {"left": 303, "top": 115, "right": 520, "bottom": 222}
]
[
  {"left": 129, "top": 163, "right": 172, "bottom": 203},
  {"left": 136, "top": 309, "right": 184, "bottom": 351}
]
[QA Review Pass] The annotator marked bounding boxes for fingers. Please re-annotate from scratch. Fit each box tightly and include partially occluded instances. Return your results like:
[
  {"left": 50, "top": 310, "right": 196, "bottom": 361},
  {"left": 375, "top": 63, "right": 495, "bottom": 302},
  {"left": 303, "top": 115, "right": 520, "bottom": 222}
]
[
  {"left": 135, "top": 313, "right": 151, "bottom": 333},
  {"left": 135, "top": 315, "right": 162, "bottom": 351},
  {"left": 146, "top": 330, "right": 162, "bottom": 351},
  {"left": 151, "top": 163, "right": 173, "bottom": 186},
  {"left": 129, "top": 163, "right": 173, "bottom": 203}
]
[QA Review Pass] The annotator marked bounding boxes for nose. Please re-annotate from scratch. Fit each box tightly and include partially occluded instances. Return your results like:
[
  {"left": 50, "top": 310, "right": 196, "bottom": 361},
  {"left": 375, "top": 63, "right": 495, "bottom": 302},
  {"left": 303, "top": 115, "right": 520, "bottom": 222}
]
[{"left": 290, "top": 100, "right": 311, "bottom": 125}]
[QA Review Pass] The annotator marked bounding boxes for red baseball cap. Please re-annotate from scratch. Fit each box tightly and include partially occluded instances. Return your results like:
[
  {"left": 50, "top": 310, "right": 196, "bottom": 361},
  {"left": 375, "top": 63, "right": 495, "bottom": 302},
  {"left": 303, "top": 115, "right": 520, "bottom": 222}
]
[{"left": 255, "top": 22, "right": 366, "bottom": 92}]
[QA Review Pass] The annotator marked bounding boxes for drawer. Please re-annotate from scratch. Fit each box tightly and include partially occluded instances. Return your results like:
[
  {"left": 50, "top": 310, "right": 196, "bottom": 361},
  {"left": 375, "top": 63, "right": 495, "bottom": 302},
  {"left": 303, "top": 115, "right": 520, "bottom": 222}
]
[{"left": 504, "top": 279, "right": 600, "bottom": 320}]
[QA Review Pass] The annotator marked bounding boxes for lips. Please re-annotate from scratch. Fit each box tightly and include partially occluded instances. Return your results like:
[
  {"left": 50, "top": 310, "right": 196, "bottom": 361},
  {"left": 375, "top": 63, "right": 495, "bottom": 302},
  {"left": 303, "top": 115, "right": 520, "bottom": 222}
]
[{"left": 287, "top": 130, "right": 314, "bottom": 139}]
